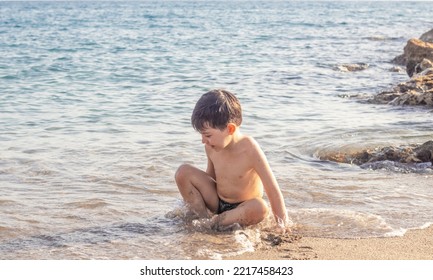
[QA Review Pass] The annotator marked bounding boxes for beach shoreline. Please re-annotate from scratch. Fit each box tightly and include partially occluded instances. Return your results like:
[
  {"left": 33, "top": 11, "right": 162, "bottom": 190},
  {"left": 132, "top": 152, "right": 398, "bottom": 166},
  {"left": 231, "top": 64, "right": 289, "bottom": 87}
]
[{"left": 225, "top": 226, "right": 433, "bottom": 260}]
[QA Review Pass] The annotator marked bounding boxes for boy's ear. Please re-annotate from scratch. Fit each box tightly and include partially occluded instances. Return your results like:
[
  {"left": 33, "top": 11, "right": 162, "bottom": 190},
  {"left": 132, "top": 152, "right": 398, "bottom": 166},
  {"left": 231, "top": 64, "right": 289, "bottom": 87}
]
[{"left": 227, "top": 123, "right": 236, "bottom": 135}]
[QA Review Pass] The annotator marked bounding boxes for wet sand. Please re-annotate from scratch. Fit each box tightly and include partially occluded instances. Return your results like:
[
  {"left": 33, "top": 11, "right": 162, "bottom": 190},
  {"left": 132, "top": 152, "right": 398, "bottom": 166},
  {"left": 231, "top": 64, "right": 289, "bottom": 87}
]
[{"left": 225, "top": 226, "right": 433, "bottom": 260}]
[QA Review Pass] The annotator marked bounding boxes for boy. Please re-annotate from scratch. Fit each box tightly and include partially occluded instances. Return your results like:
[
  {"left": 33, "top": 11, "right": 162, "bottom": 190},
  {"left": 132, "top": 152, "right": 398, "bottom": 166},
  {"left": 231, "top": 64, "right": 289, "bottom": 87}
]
[{"left": 175, "top": 89, "right": 289, "bottom": 231}]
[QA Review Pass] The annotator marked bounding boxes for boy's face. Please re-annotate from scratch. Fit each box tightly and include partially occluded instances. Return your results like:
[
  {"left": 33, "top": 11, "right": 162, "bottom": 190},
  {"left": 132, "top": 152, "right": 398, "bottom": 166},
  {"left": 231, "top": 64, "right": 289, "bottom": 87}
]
[{"left": 200, "top": 124, "right": 232, "bottom": 152}]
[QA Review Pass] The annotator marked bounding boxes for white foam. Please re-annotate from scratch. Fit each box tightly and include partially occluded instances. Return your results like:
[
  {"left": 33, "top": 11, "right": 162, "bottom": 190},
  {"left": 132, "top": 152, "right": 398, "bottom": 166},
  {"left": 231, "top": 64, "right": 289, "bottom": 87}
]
[
  {"left": 233, "top": 229, "right": 259, "bottom": 252},
  {"left": 384, "top": 222, "right": 433, "bottom": 237},
  {"left": 384, "top": 228, "right": 407, "bottom": 237},
  {"left": 419, "top": 222, "right": 433, "bottom": 229},
  {"left": 287, "top": 208, "right": 398, "bottom": 238},
  {"left": 195, "top": 229, "right": 259, "bottom": 260}
]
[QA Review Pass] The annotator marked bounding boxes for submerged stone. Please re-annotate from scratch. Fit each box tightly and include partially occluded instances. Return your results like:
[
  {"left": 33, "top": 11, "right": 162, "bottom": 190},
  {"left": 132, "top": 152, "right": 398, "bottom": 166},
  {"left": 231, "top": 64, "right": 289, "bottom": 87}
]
[{"left": 319, "top": 141, "right": 433, "bottom": 167}]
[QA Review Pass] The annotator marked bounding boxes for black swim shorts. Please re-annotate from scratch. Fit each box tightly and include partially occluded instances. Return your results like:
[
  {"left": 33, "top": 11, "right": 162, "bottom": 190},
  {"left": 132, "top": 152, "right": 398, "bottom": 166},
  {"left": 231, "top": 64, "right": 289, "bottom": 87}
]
[{"left": 217, "top": 198, "right": 242, "bottom": 214}]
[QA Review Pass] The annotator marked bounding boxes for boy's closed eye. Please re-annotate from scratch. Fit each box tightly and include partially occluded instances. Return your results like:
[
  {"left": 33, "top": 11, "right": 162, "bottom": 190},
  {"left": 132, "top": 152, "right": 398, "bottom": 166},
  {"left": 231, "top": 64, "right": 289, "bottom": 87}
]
[{"left": 200, "top": 131, "right": 211, "bottom": 137}]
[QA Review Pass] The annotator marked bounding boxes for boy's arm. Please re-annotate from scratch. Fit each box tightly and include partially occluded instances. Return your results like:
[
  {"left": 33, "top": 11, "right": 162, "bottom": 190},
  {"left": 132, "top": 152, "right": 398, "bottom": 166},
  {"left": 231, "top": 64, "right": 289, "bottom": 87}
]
[
  {"left": 205, "top": 145, "right": 216, "bottom": 180},
  {"left": 250, "top": 139, "right": 289, "bottom": 229}
]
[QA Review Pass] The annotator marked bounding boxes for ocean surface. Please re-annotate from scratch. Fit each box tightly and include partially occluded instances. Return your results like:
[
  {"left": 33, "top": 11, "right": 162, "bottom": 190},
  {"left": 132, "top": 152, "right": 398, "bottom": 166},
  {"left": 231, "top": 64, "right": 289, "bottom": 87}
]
[{"left": 1, "top": 0, "right": 433, "bottom": 260}]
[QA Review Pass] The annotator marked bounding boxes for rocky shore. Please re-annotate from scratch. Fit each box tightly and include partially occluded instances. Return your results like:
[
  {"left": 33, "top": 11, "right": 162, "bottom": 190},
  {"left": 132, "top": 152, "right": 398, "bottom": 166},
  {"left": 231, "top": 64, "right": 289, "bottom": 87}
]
[
  {"left": 319, "top": 141, "right": 433, "bottom": 169},
  {"left": 324, "top": 29, "right": 433, "bottom": 168},
  {"left": 373, "top": 29, "right": 433, "bottom": 107}
]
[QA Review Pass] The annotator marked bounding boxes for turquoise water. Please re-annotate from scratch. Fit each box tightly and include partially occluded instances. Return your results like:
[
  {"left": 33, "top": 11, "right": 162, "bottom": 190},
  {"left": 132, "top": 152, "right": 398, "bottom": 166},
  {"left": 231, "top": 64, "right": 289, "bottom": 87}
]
[{"left": 1, "top": 1, "right": 433, "bottom": 259}]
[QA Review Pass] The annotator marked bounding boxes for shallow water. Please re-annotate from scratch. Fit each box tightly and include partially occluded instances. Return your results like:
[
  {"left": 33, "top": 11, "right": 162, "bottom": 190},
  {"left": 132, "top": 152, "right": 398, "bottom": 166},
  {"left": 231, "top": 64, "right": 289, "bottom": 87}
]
[{"left": 1, "top": 1, "right": 433, "bottom": 259}]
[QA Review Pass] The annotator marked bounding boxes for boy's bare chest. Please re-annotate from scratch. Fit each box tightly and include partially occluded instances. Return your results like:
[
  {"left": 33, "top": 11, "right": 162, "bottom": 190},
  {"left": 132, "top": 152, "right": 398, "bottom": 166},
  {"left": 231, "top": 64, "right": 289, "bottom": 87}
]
[{"left": 210, "top": 152, "right": 253, "bottom": 181}]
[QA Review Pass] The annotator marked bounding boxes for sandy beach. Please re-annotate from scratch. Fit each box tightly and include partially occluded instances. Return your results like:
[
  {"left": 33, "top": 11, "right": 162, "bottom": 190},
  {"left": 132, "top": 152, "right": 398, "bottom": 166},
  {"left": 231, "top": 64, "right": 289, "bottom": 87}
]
[{"left": 226, "top": 226, "right": 433, "bottom": 260}]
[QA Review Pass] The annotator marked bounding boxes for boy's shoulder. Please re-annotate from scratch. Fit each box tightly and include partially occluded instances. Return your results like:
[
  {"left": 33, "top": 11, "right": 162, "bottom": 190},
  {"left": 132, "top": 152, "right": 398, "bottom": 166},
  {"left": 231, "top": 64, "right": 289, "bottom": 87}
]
[
  {"left": 239, "top": 134, "right": 255, "bottom": 144},
  {"left": 238, "top": 134, "right": 261, "bottom": 152}
]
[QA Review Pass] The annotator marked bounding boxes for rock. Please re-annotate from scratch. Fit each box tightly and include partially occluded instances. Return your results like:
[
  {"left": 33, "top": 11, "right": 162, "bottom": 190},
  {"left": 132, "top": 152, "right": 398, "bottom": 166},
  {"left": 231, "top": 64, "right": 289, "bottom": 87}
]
[
  {"left": 319, "top": 141, "right": 433, "bottom": 166},
  {"left": 389, "top": 90, "right": 433, "bottom": 106},
  {"left": 406, "top": 60, "right": 418, "bottom": 77},
  {"left": 380, "top": 31, "right": 433, "bottom": 106},
  {"left": 420, "top": 28, "right": 433, "bottom": 43},
  {"left": 404, "top": 39, "right": 433, "bottom": 77},
  {"left": 389, "top": 66, "right": 404, "bottom": 73},
  {"left": 413, "top": 58, "right": 433, "bottom": 75},
  {"left": 391, "top": 28, "right": 433, "bottom": 66},
  {"left": 372, "top": 72, "right": 433, "bottom": 106},
  {"left": 391, "top": 54, "right": 406, "bottom": 66},
  {"left": 414, "top": 140, "right": 433, "bottom": 163},
  {"left": 334, "top": 63, "right": 369, "bottom": 72}
]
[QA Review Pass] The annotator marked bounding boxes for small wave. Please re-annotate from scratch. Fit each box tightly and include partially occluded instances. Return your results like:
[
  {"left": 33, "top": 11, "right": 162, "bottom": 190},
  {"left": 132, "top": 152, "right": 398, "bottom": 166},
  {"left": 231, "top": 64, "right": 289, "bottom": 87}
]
[
  {"left": 166, "top": 207, "right": 281, "bottom": 259},
  {"left": 1, "top": 74, "right": 18, "bottom": 80},
  {"left": 166, "top": 205, "right": 243, "bottom": 232},
  {"left": 197, "top": 229, "right": 259, "bottom": 260},
  {"left": 365, "top": 35, "right": 402, "bottom": 41},
  {"left": 419, "top": 222, "right": 433, "bottom": 229},
  {"left": 0, "top": 199, "right": 18, "bottom": 206},
  {"left": 384, "top": 222, "right": 433, "bottom": 237},
  {"left": 288, "top": 208, "right": 395, "bottom": 238},
  {"left": 0, "top": 225, "right": 12, "bottom": 232},
  {"left": 65, "top": 199, "right": 109, "bottom": 209},
  {"left": 115, "top": 222, "right": 162, "bottom": 235},
  {"left": 360, "top": 160, "right": 433, "bottom": 174},
  {"left": 165, "top": 204, "right": 198, "bottom": 222},
  {"left": 384, "top": 228, "right": 407, "bottom": 237}
]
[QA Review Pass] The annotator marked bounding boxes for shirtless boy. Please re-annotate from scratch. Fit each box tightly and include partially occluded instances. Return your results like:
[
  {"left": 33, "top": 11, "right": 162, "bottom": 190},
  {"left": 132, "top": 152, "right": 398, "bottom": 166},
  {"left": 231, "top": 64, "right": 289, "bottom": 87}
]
[{"left": 175, "top": 89, "right": 289, "bottom": 231}]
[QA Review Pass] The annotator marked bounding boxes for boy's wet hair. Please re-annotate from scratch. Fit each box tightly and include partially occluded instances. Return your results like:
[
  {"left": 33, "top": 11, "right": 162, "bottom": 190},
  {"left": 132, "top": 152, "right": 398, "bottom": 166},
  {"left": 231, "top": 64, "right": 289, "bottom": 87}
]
[{"left": 191, "top": 89, "right": 242, "bottom": 132}]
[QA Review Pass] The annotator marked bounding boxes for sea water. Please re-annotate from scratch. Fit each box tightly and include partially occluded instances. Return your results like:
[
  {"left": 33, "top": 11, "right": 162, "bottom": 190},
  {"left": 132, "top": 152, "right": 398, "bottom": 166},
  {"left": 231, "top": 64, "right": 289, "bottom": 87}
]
[{"left": 1, "top": 0, "right": 433, "bottom": 259}]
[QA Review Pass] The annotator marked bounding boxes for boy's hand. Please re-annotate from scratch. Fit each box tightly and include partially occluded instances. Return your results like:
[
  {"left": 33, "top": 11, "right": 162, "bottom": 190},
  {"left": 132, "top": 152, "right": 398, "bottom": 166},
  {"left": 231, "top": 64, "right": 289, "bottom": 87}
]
[
  {"left": 275, "top": 223, "right": 291, "bottom": 235},
  {"left": 276, "top": 216, "right": 292, "bottom": 234}
]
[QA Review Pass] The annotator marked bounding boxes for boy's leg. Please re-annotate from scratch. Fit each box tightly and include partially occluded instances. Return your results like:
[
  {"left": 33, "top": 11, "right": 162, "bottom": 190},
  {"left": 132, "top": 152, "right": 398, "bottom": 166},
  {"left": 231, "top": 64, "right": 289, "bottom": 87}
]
[
  {"left": 212, "top": 198, "right": 268, "bottom": 228},
  {"left": 175, "top": 164, "right": 219, "bottom": 218}
]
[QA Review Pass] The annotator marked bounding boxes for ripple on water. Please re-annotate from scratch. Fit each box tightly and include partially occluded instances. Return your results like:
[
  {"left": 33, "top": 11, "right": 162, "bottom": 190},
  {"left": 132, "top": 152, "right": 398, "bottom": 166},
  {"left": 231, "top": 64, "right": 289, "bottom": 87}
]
[{"left": 65, "top": 199, "right": 110, "bottom": 209}]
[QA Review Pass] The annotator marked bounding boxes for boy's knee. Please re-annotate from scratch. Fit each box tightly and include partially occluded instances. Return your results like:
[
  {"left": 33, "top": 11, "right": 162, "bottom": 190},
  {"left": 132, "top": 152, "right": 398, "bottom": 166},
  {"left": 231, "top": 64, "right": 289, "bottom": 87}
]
[
  {"left": 175, "top": 163, "right": 193, "bottom": 183},
  {"left": 255, "top": 198, "right": 269, "bottom": 219},
  {"left": 248, "top": 198, "right": 268, "bottom": 222},
  {"left": 242, "top": 198, "right": 268, "bottom": 225}
]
